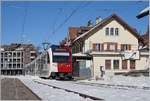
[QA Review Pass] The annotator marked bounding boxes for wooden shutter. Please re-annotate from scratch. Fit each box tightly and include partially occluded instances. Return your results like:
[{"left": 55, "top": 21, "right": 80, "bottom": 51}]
[
  {"left": 93, "top": 44, "right": 96, "bottom": 51},
  {"left": 121, "top": 44, "right": 124, "bottom": 51},
  {"left": 129, "top": 44, "right": 131, "bottom": 50},
  {"left": 115, "top": 43, "right": 118, "bottom": 51},
  {"left": 107, "top": 43, "right": 110, "bottom": 51}
]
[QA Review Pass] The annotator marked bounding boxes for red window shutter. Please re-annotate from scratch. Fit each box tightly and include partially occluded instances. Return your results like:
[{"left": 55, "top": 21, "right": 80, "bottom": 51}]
[
  {"left": 129, "top": 45, "right": 131, "bottom": 50},
  {"left": 93, "top": 44, "right": 96, "bottom": 51},
  {"left": 107, "top": 43, "right": 110, "bottom": 51}
]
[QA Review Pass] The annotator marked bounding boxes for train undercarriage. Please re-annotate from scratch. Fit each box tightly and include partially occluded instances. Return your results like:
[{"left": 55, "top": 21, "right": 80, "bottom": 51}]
[{"left": 49, "top": 72, "right": 73, "bottom": 80}]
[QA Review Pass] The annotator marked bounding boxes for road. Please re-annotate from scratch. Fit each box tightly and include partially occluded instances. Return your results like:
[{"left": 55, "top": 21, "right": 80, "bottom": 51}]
[{"left": 1, "top": 78, "right": 41, "bottom": 100}]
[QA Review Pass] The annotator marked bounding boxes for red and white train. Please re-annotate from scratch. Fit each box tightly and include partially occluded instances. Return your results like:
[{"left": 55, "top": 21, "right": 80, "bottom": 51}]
[{"left": 25, "top": 45, "right": 73, "bottom": 80}]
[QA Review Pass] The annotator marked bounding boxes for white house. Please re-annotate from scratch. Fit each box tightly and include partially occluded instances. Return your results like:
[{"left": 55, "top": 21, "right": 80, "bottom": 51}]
[{"left": 72, "top": 14, "right": 149, "bottom": 78}]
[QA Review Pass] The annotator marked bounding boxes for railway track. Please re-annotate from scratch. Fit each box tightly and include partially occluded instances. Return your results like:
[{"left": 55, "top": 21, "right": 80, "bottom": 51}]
[
  {"left": 33, "top": 80, "right": 104, "bottom": 101},
  {"left": 74, "top": 82, "right": 150, "bottom": 91}
]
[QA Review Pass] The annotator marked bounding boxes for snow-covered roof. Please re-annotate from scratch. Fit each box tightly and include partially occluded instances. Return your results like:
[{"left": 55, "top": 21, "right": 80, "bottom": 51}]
[{"left": 137, "top": 7, "right": 149, "bottom": 19}]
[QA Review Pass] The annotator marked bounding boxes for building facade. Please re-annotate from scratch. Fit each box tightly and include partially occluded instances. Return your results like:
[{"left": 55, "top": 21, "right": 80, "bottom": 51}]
[
  {"left": 72, "top": 14, "right": 149, "bottom": 78},
  {"left": 0, "top": 43, "right": 37, "bottom": 75}
]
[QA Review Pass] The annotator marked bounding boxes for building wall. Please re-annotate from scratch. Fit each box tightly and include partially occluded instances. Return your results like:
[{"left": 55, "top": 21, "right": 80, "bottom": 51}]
[
  {"left": 83, "top": 20, "right": 138, "bottom": 52},
  {"left": 136, "top": 53, "right": 149, "bottom": 70},
  {"left": 1, "top": 50, "right": 24, "bottom": 75},
  {"left": 0, "top": 44, "right": 37, "bottom": 75},
  {"left": 80, "top": 19, "right": 148, "bottom": 78},
  {"left": 93, "top": 55, "right": 122, "bottom": 77},
  {"left": 92, "top": 54, "right": 148, "bottom": 77}
]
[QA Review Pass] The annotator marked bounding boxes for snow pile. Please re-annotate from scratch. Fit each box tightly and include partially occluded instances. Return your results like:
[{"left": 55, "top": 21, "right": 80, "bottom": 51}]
[
  {"left": 79, "top": 75, "right": 150, "bottom": 88},
  {"left": 32, "top": 76, "right": 150, "bottom": 101}
]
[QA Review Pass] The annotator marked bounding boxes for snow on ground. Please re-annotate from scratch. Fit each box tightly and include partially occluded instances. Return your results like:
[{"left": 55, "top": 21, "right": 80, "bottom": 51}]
[
  {"left": 24, "top": 75, "right": 150, "bottom": 101},
  {"left": 78, "top": 75, "right": 150, "bottom": 88},
  {"left": 17, "top": 76, "right": 94, "bottom": 101},
  {"left": 32, "top": 77, "right": 150, "bottom": 101},
  {"left": 2, "top": 75, "right": 150, "bottom": 101}
]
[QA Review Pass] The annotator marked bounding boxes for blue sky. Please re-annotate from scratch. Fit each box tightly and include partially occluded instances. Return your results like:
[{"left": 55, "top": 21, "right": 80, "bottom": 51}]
[{"left": 2, "top": 1, "right": 149, "bottom": 48}]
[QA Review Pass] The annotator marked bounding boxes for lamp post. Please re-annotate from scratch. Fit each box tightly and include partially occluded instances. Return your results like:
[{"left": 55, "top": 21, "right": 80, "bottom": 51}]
[{"left": 42, "top": 41, "right": 51, "bottom": 51}]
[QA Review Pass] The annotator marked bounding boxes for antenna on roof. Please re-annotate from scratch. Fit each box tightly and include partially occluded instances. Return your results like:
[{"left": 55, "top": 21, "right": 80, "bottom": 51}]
[
  {"left": 96, "top": 16, "right": 102, "bottom": 25},
  {"left": 87, "top": 20, "right": 93, "bottom": 27}
]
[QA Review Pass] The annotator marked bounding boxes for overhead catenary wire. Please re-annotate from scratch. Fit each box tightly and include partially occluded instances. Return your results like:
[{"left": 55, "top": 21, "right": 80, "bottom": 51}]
[
  {"left": 52, "top": 2, "right": 91, "bottom": 35},
  {"left": 20, "top": 2, "right": 28, "bottom": 44},
  {"left": 52, "top": 8, "right": 63, "bottom": 35}
]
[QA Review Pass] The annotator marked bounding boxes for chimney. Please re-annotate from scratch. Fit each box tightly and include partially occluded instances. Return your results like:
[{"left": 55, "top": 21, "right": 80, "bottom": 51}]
[
  {"left": 87, "top": 20, "right": 93, "bottom": 27},
  {"left": 96, "top": 16, "right": 102, "bottom": 25}
]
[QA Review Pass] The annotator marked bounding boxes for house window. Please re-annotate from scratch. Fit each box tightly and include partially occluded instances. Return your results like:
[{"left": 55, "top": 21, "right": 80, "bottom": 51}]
[
  {"left": 93, "top": 43, "right": 102, "bottom": 51},
  {"left": 109, "top": 44, "right": 116, "bottom": 51},
  {"left": 122, "top": 60, "right": 127, "bottom": 69},
  {"left": 110, "top": 28, "right": 114, "bottom": 35},
  {"left": 130, "top": 60, "right": 135, "bottom": 69},
  {"left": 13, "top": 52, "right": 16, "bottom": 57},
  {"left": 1, "top": 64, "right": 3, "bottom": 68},
  {"left": 113, "top": 60, "right": 119, "bottom": 69},
  {"left": 115, "top": 28, "right": 119, "bottom": 36},
  {"left": 105, "top": 60, "right": 111, "bottom": 70},
  {"left": 17, "top": 52, "right": 21, "bottom": 57},
  {"left": 105, "top": 28, "right": 109, "bottom": 36},
  {"left": 121, "top": 44, "right": 131, "bottom": 51},
  {"left": 107, "top": 43, "right": 117, "bottom": 51}
]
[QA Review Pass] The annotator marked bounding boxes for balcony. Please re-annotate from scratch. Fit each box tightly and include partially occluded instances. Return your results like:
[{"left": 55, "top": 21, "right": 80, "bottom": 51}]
[{"left": 84, "top": 49, "right": 123, "bottom": 55}]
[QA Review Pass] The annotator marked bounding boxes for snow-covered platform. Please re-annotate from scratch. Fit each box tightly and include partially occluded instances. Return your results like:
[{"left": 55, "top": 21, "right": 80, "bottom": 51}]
[{"left": 3, "top": 75, "right": 150, "bottom": 101}]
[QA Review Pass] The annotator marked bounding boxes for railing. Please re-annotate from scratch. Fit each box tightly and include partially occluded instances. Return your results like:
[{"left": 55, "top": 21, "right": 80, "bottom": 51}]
[{"left": 84, "top": 49, "right": 124, "bottom": 53}]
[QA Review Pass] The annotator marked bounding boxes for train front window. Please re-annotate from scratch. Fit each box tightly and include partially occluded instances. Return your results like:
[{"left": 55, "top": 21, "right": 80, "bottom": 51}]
[{"left": 53, "top": 52, "right": 70, "bottom": 63}]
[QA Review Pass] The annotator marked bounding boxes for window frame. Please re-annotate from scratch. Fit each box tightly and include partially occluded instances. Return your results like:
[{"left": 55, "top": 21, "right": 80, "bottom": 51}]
[
  {"left": 122, "top": 60, "right": 127, "bottom": 69},
  {"left": 130, "top": 60, "right": 135, "bottom": 69},
  {"left": 121, "top": 44, "right": 131, "bottom": 51},
  {"left": 107, "top": 43, "right": 117, "bottom": 51},
  {"left": 110, "top": 28, "right": 114, "bottom": 36},
  {"left": 113, "top": 60, "right": 119, "bottom": 69},
  {"left": 115, "top": 28, "right": 119, "bottom": 36},
  {"left": 105, "top": 60, "right": 111, "bottom": 70},
  {"left": 105, "top": 28, "right": 109, "bottom": 36},
  {"left": 93, "top": 43, "right": 102, "bottom": 51}
]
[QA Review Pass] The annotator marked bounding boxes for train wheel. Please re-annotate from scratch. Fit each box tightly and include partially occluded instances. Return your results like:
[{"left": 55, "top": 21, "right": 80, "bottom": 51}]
[{"left": 50, "top": 72, "right": 56, "bottom": 79}]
